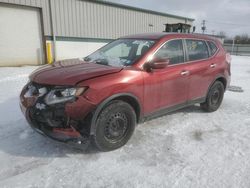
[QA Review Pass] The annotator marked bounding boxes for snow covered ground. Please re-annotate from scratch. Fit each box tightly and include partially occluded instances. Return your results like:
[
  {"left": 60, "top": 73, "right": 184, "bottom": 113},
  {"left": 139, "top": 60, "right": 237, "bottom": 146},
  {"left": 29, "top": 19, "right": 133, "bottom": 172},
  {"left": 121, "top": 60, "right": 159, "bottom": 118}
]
[{"left": 0, "top": 56, "right": 250, "bottom": 188}]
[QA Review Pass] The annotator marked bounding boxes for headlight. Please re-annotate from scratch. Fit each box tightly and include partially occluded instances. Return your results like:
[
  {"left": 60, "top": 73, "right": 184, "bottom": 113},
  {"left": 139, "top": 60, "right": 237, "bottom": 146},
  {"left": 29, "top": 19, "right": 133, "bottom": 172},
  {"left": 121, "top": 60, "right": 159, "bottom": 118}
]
[{"left": 44, "top": 87, "right": 87, "bottom": 105}]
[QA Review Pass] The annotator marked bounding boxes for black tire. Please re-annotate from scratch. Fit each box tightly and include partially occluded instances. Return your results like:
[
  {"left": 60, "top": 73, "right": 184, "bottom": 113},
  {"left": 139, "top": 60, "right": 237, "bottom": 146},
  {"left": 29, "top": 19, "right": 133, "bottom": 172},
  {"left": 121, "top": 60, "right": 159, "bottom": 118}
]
[
  {"left": 201, "top": 81, "right": 225, "bottom": 112},
  {"left": 93, "top": 100, "right": 136, "bottom": 151}
]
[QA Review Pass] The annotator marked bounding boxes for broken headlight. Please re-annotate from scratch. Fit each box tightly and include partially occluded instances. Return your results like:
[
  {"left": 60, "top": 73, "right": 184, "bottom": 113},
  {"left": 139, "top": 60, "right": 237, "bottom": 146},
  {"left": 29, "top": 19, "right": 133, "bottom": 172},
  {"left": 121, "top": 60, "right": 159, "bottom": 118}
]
[{"left": 45, "top": 87, "right": 87, "bottom": 105}]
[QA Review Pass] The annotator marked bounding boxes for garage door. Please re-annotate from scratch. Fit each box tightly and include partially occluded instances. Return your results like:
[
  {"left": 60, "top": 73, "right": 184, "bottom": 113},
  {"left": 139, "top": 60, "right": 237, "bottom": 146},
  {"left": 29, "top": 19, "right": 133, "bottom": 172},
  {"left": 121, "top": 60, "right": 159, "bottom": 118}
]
[{"left": 0, "top": 5, "right": 44, "bottom": 66}]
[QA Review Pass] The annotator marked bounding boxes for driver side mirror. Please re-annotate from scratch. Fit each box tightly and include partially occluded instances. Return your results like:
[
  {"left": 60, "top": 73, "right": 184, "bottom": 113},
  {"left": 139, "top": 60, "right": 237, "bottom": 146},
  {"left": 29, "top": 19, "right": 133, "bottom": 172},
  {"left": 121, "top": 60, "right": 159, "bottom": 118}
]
[{"left": 144, "top": 58, "right": 170, "bottom": 72}]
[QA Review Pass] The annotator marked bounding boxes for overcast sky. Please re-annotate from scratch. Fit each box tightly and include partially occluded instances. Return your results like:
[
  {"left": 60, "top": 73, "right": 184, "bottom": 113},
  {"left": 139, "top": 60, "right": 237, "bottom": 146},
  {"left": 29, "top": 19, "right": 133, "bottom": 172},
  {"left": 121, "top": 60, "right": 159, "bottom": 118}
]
[{"left": 108, "top": 0, "right": 250, "bottom": 37}]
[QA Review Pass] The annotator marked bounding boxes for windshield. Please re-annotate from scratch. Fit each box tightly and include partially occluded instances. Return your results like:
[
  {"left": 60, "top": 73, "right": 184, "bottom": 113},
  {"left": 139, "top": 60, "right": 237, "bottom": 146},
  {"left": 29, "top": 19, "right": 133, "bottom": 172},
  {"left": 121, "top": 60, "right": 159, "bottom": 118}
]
[{"left": 84, "top": 39, "right": 155, "bottom": 67}]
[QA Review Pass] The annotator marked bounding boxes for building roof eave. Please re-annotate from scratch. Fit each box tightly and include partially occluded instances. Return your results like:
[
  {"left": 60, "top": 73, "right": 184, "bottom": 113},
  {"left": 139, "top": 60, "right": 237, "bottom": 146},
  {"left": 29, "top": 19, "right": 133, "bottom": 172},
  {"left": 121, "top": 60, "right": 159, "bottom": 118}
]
[{"left": 82, "top": 0, "right": 195, "bottom": 22}]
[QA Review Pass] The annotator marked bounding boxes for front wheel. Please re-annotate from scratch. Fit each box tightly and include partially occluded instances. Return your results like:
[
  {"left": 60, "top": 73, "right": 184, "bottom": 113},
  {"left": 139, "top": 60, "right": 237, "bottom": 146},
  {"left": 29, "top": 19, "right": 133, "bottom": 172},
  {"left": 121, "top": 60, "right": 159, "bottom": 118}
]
[
  {"left": 93, "top": 100, "right": 136, "bottom": 151},
  {"left": 201, "top": 81, "right": 225, "bottom": 112}
]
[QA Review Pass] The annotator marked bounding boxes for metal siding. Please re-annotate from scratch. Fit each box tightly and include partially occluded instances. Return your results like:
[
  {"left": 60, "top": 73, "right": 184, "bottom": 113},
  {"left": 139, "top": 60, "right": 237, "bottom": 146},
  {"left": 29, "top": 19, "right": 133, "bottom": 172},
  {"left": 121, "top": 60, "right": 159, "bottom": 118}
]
[
  {"left": 72, "top": 0, "right": 78, "bottom": 37},
  {"left": 92, "top": 3, "right": 98, "bottom": 38},
  {"left": 79, "top": 1, "right": 83, "bottom": 36},
  {"left": 0, "top": 0, "right": 193, "bottom": 39},
  {"left": 82, "top": 1, "right": 87, "bottom": 37},
  {"left": 62, "top": 0, "right": 69, "bottom": 36},
  {"left": 55, "top": 0, "right": 60, "bottom": 36},
  {"left": 75, "top": 0, "right": 80, "bottom": 37}
]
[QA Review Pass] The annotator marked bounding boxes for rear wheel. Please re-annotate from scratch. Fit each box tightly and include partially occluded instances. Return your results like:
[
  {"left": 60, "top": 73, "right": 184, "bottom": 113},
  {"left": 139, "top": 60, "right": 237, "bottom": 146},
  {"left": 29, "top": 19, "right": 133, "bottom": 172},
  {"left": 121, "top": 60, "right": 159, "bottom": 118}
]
[
  {"left": 93, "top": 100, "right": 136, "bottom": 151},
  {"left": 201, "top": 81, "right": 225, "bottom": 112}
]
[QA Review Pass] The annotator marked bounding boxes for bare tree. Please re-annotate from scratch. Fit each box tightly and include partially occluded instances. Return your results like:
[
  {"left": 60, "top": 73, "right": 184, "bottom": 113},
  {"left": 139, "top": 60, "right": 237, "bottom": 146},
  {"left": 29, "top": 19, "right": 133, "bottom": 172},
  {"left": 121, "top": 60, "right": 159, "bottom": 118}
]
[
  {"left": 233, "top": 34, "right": 250, "bottom": 44},
  {"left": 217, "top": 31, "right": 227, "bottom": 38},
  {"left": 240, "top": 34, "right": 249, "bottom": 44}
]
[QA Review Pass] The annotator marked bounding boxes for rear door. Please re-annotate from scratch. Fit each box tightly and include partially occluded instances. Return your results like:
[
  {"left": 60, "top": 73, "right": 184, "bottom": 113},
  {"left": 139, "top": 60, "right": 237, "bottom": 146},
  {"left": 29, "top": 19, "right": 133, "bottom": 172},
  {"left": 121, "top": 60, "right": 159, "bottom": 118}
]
[{"left": 184, "top": 39, "right": 217, "bottom": 101}]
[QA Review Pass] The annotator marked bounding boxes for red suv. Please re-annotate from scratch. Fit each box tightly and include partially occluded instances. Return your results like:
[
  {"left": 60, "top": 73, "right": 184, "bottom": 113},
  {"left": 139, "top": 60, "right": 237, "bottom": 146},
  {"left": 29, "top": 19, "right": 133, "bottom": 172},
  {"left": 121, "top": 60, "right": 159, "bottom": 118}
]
[{"left": 20, "top": 33, "right": 231, "bottom": 151}]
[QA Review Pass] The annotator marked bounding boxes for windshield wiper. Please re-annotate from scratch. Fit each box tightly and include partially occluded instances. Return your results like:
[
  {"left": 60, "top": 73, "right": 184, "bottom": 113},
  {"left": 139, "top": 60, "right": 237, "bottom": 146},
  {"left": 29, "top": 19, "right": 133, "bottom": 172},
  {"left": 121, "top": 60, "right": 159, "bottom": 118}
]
[
  {"left": 95, "top": 59, "right": 109, "bottom": 66},
  {"left": 84, "top": 57, "right": 109, "bottom": 66},
  {"left": 84, "top": 57, "right": 91, "bottom": 61}
]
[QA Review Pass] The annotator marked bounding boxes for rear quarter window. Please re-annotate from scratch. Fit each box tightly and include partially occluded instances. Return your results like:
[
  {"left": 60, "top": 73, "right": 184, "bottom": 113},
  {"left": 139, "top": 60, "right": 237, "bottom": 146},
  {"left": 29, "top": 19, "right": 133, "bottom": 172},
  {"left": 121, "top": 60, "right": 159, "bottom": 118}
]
[{"left": 207, "top": 41, "right": 218, "bottom": 56}]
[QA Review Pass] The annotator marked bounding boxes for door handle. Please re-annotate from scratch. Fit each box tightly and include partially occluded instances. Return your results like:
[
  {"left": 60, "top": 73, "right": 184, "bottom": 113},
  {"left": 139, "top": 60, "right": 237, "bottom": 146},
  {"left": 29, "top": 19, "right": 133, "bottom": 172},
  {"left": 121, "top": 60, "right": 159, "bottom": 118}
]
[
  {"left": 181, "top": 70, "right": 189, "bottom": 76},
  {"left": 210, "top": 63, "right": 217, "bottom": 68}
]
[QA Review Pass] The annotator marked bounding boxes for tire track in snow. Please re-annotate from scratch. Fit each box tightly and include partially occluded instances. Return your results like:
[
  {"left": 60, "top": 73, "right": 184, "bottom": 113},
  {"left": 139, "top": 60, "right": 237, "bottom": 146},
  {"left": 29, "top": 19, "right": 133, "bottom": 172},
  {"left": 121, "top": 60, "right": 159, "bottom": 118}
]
[{"left": 0, "top": 159, "right": 51, "bottom": 181}]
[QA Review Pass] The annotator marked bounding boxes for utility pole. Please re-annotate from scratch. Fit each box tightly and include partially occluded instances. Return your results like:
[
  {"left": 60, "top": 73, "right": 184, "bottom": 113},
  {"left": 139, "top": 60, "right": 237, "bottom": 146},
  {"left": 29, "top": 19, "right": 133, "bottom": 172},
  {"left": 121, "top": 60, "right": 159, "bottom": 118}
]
[{"left": 201, "top": 20, "right": 206, "bottom": 34}]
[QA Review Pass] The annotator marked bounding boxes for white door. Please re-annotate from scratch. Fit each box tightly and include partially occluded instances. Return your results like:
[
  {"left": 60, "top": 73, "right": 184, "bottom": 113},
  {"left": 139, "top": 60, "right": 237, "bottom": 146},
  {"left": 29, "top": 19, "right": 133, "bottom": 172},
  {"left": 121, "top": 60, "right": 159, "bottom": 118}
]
[{"left": 0, "top": 5, "right": 44, "bottom": 66}]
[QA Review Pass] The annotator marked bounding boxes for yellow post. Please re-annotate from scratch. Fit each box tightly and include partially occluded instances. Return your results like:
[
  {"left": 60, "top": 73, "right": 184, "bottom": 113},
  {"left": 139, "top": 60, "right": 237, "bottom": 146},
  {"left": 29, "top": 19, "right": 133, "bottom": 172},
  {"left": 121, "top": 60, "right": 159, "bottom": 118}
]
[{"left": 46, "top": 42, "right": 53, "bottom": 64}]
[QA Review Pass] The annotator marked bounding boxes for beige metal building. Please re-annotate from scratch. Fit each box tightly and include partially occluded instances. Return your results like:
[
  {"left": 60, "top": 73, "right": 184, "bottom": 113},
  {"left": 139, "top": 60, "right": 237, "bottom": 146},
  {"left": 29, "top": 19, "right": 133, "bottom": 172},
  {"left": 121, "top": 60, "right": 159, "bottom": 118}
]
[{"left": 0, "top": 0, "right": 194, "bottom": 66}]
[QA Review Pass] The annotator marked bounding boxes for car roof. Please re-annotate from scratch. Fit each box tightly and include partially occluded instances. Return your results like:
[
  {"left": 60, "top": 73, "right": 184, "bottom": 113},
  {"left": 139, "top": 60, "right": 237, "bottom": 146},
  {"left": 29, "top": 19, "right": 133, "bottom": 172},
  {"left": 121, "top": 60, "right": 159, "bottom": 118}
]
[{"left": 120, "top": 32, "right": 219, "bottom": 42}]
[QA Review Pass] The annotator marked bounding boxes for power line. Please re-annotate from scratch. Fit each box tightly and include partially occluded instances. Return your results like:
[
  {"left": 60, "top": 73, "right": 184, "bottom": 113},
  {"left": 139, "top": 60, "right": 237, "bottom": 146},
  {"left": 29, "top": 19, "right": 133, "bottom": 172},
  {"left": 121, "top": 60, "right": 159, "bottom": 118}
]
[{"left": 206, "top": 20, "right": 250, "bottom": 27}]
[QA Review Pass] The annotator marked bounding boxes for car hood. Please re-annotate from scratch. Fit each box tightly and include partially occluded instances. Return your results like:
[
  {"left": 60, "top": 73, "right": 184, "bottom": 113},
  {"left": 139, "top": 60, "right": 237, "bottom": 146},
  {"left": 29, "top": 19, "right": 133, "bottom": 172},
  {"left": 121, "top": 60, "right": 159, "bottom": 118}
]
[{"left": 29, "top": 59, "right": 123, "bottom": 86}]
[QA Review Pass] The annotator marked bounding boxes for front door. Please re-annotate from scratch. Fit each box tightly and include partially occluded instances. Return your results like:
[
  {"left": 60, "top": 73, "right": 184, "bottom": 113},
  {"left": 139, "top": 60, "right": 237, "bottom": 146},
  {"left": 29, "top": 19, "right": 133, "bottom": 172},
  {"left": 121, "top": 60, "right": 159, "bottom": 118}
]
[{"left": 143, "top": 39, "right": 189, "bottom": 115}]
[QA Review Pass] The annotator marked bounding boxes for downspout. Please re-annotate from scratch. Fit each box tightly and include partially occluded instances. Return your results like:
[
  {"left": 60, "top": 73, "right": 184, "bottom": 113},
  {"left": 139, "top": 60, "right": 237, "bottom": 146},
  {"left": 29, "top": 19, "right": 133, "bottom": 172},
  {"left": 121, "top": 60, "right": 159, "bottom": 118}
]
[{"left": 48, "top": 0, "right": 57, "bottom": 62}]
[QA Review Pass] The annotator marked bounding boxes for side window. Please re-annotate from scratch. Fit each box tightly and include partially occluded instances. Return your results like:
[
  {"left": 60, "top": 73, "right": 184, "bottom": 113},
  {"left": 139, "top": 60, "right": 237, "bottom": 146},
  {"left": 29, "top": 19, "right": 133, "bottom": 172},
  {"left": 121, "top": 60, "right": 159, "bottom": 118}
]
[
  {"left": 207, "top": 41, "right": 218, "bottom": 56},
  {"left": 186, "top": 39, "right": 209, "bottom": 61},
  {"left": 154, "top": 39, "right": 184, "bottom": 65}
]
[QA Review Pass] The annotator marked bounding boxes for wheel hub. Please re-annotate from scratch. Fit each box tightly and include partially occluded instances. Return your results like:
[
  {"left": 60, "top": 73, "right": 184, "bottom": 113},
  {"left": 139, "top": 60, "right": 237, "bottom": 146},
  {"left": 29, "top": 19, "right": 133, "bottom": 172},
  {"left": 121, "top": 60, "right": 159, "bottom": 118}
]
[
  {"left": 211, "top": 89, "right": 220, "bottom": 105},
  {"left": 104, "top": 112, "right": 128, "bottom": 141}
]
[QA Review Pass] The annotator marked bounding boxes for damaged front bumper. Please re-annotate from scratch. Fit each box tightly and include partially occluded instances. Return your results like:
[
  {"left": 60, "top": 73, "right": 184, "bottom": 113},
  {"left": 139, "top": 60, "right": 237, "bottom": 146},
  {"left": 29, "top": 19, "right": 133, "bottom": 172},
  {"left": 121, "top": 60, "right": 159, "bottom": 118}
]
[{"left": 20, "top": 82, "right": 96, "bottom": 150}]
